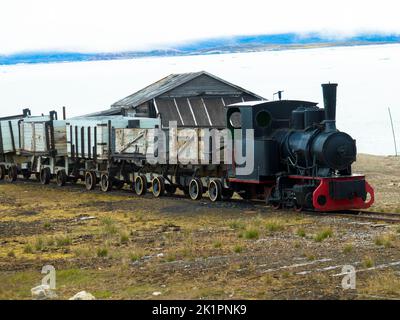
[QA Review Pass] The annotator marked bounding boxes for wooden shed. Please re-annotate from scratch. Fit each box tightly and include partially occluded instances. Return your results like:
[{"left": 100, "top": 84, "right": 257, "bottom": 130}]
[{"left": 89, "top": 71, "right": 265, "bottom": 128}]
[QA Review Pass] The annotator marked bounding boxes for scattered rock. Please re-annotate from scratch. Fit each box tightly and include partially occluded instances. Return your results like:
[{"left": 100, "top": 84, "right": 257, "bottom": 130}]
[
  {"left": 152, "top": 291, "right": 162, "bottom": 296},
  {"left": 78, "top": 216, "right": 96, "bottom": 221},
  {"left": 31, "top": 285, "right": 57, "bottom": 300},
  {"left": 370, "top": 224, "right": 388, "bottom": 228},
  {"left": 69, "top": 291, "right": 96, "bottom": 300},
  {"left": 156, "top": 253, "right": 164, "bottom": 258}
]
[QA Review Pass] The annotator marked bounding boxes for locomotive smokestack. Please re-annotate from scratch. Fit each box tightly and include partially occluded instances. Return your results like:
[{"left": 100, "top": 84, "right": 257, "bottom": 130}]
[{"left": 322, "top": 83, "right": 337, "bottom": 121}]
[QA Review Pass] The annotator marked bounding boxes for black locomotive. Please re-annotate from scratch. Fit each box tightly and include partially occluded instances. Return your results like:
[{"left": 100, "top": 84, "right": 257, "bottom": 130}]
[{"left": 226, "top": 83, "right": 374, "bottom": 211}]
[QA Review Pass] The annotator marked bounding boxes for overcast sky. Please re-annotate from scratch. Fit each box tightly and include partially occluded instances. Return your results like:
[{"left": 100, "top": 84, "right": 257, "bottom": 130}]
[{"left": 1, "top": 0, "right": 400, "bottom": 54}]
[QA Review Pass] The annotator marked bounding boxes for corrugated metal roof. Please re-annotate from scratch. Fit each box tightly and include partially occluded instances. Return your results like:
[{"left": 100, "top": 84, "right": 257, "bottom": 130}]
[
  {"left": 111, "top": 71, "right": 265, "bottom": 108},
  {"left": 78, "top": 108, "right": 123, "bottom": 118}
]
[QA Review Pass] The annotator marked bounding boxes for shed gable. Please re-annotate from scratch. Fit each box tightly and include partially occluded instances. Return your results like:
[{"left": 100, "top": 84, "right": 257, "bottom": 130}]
[{"left": 160, "top": 74, "right": 243, "bottom": 98}]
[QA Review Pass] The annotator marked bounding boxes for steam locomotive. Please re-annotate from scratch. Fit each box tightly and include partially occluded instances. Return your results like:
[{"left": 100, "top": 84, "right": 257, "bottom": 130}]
[
  {"left": 0, "top": 83, "right": 374, "bottom": 212},
  {"left": 226, "top": 83, "right": 374, "bottom": 211}
]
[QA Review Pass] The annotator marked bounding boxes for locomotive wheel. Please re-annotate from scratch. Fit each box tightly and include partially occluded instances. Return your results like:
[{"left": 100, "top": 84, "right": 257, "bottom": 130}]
[
  {"left": 189, "top": 178, "right": 203, "bottom": 200},
  {"left": 85, "top": 171, "right": 97, "bottom": 190},
  {"left": 6, "top": 165, "right": 18, "bottom": 182},
  {"left": 152, "top": 176, "right": 165, "bottom": 198},
  {"left": 208, "top": 180, "right": 222, "bottom": 202},
  {"left": 134, "top": 175, "right": 147, "bottom": 196},
  {"left": 39, "top": 167, "right": 51, "bottom": 185},
  {"left": 0, "top": 165, "right": 6, "bottom": 180},
  {"left": 100, "top": 173, "right": 112, "bottom": 192},
  {"left": 271, "top": 202, "right": 282, "bottom": 210},
  {"left": 294, "top": 204, "right": 303, "bottom": 212},
  {"left": 56, "top": 170, "right": 67, "bottom": 187}
]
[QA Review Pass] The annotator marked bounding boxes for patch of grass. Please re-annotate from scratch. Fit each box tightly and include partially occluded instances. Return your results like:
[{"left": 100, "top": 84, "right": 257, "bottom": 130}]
[
  {"left": 97, "top": 247, "right": 108, "bottom": 257},
  {"left": 374, "top": 235, "right": 394, "bottom": 248},
  {"left": 119, "top": 232, "right": 129, "bottom": 244},
  {"left": 306, "top": 253, "right": 316, "bottom": 261},
  {"left": 101, "top": 217, "right": 118, "bottom": 235},
  {"left": 166, "top": 253, "right": 176, "bottom": 262},
  {"left": 122, "top": 284, "right": 158, "bottom": 298},
  {"left": 0, "top": 271, "right": 40, "bottom": 299},
  {"left": 34, "top": 237, "right": 45, "bottom": 251},
  {"left": 7, "top": 250, "right": 16, "bottom": 258},
  {"left": 23, "top": 243, "right": 34, "bottom": 254},
  {"left": 265, "top": 220, "right": 284, "bottom": 233},
  {"left": 55, "top": 235, "right": 72, "bottom": 247},
  {"left": 363, "top": 256, "right": 374, "bottom": 268},
  {"left": 294, "top": 241, "right": 301, "bottom": 248},
  {"left": 73, "top": 247, "right": 92, "bottom": 258},
  {"left": 343, "top": 243, "right": 354, "bottom": 254},
  {"left": 361, "top": 271, "right": 400, "bottom": 296},
  {"left": 44, "top": 221, "right": 52, "bottom": 230},
  {"left": 57, "top": 269, "right": 94, "bottom": 286},
  {"left": 181, "top": 247, "right": 194, "bottom": 260},
  {"left": 213, "top": 241, "right": 222, "bottom": 248},
  {"left": 93, "top": 290, "right": 112, "bottom": 299},
  {"left": 242, "top": 229, "right": 259, "bottom": 240},
  {"left": 296, "top": 228, "right": 306, "bottom": 237},
  {"left": 129, "top": 252, "right": 142, "bottom": 262},
  {"left": 314, "top": 228, "right": 333, "bottom": 242},
  {"left": 229, "top": 220, "right": 245, "bottom": 230},
  {"left": 46, "top": 237, "right": 55, "bottom": 246},
  {"left": 233, "top": 245, "right": 243, "bottom": 253}
]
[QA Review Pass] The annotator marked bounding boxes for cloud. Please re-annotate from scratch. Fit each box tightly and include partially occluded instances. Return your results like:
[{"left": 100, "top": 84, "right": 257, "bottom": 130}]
[{"left": 1, "top": 0, "right": 400, "bottom": 54}]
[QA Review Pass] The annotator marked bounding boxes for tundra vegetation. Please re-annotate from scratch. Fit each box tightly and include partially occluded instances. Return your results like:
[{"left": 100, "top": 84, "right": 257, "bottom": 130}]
[{"left": 0, "top": 154, "right": 400, "bottom": 299}]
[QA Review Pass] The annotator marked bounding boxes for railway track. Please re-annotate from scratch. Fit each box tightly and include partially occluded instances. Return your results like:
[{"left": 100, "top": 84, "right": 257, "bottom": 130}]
[
  {"left": 328, "top": 210, "right": 400, "bottom": 224},
  {"left": 2, "top": 179, "right": 400, "bottom": 224}
]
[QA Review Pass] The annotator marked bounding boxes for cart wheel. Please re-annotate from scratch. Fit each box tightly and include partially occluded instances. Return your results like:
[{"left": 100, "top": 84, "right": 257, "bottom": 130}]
[
  {"left": 100, "top": 173, "right": 112, "bottom": 192},
  {"left": 85, "top": 171, "right": 97, "bottom": 190},
  {"left": 56, "top": 170, "right": 67, "bottom": 187},
  {"left": 189, "top": 178, "right": 203, "bottom": 200},
  {"left": 208, "top": 180, "right": 222, "bottom": 202},
  {"left": 40, "top": 167, "right": 51, "bottom": 185},
  {"left": 0, "top": 165, "right": 6, "bottom": 180},
  {"left": 152, "top": 176, "right": 165, "bottom": 197},
  {"left": 134, "top": 175, "right": 147, "bottom": 196},
  {"left": 6, "top": 165, "right": 18, "bottom": 182}
]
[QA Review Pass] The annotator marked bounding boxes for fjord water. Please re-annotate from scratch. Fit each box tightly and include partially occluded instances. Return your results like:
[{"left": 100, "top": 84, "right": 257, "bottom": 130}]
[{"left": 0, "top": 44, "right": 399, "bottom": 155}]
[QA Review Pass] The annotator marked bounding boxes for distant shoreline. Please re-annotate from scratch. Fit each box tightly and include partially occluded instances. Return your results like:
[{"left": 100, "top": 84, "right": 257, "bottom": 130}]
[{"left": 1, "top": 32, "right": 400, "bottom": 66}]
